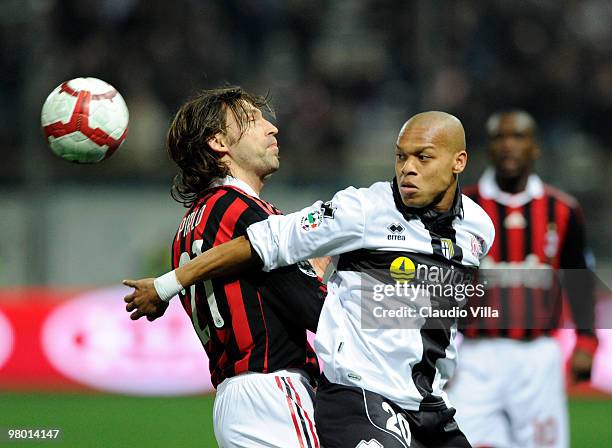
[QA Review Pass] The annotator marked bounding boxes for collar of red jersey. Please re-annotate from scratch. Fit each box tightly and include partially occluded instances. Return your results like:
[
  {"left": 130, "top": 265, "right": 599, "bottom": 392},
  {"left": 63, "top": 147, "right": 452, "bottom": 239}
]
[
  {"left": 478, "top": 167, "right": 544, "bottom": 207},
  {"left": 210, "top": 176, "right": 260, "bottom": 199}
]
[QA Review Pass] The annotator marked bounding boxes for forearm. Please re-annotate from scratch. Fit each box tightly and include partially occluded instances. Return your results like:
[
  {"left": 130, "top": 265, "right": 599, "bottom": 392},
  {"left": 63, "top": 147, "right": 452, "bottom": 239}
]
[
  {"left": 154, "top": 236, "right": 260, "bottom": 301},
  {"left": 175, "top": 236, "right": 259, "bottom": 286}
]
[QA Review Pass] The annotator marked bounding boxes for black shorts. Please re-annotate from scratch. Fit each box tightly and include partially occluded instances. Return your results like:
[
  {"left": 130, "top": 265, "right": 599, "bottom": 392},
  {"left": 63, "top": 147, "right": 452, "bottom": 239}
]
[{"left": 314, "top": 378, "right": 471, "bottom": 448}]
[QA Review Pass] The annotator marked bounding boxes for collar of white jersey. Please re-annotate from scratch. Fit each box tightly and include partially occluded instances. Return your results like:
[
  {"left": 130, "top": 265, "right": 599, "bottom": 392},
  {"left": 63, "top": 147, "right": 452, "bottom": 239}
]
[
  {"left": 210, "top": 176, "right": 260, "bottom": 199},
  {"left": 478, "top": 167, "right": 544, "bottom": 207}
]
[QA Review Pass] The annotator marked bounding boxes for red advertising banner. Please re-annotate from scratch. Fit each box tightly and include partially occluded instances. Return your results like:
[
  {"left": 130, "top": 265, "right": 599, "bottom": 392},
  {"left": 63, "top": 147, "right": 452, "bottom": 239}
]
[
  {"left": 0, "top": 287, "right": 214, "bottom": 395},
  {"left": 0, "top": 287, "right": 611, "bottom": 396}
]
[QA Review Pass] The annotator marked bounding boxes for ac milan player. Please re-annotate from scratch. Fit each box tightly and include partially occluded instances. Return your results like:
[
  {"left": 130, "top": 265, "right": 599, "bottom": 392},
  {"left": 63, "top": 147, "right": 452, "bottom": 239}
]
[
  {"left": 448, "top": 110, "right": 598, "bottom": 448},
  {"left": 126, "top": 86, "right": 324, "bottom": 448}
]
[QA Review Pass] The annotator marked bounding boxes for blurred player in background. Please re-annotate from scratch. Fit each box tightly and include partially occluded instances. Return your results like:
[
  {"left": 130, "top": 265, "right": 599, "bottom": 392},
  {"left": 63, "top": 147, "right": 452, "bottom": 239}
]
[
  {"left": 448, "top": 110, "right": 598, "bottom": 448},
  {"left": 126, "top": 111, "right": 496, "bottom": 447},
  {"left": 126, "top": 86, "right": 326, "bottom": 448}
]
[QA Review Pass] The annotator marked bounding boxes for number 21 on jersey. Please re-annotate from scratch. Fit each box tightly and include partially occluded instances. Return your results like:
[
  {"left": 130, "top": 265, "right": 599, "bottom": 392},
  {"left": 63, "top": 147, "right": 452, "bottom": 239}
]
[{"left": 179, "top": 239, "right": 224, "bottom": 344}]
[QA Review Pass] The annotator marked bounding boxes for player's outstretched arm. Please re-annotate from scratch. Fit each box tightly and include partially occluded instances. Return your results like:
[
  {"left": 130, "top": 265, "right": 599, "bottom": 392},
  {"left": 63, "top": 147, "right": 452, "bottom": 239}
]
[
  {"left": 124, "top": 186, "right": 366, "bottom": 321},
  {"left": 176, "top": 236, "right": 259, "bottom": 285},
  {"left": 123, "top": 236, "right": 258, "bottom": 321}
]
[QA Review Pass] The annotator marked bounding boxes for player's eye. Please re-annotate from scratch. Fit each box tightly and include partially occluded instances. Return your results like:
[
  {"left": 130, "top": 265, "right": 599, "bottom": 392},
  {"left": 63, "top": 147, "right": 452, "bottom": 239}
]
[
  {"left": 418, "top": 154, "right": 431, "bottom": 161},
  {"left": 396, "top": 153, "right": 406, "bottom": 161}
]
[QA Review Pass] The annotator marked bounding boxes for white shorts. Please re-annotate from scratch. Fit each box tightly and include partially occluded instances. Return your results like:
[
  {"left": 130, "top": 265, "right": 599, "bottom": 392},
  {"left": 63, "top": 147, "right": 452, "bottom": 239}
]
[
  {"left": 213, "top": 369, "right": 319, "bottom": 448},
  {"left": 447, "top": 337, "right": 568, "bottom": 448}
]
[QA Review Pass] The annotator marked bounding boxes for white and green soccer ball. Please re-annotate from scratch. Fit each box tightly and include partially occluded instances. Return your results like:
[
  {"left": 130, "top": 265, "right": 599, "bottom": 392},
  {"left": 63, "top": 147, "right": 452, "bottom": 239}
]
[{"left": 41, "top": 77, "right": 129, "bottom": 163}]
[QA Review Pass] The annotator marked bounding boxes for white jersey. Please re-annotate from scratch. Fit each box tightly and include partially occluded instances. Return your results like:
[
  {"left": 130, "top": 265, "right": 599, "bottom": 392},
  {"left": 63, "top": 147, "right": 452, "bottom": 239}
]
[{"left": 247, "top": 180, "right": 495, "bottom": 411}]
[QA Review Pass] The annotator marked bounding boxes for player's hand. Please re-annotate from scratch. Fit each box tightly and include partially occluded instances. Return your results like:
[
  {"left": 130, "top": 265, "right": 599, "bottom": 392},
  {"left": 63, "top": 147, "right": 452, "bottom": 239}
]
[
  {"left": 570, "top": 349, "right": 594, "bottom": 383},
  {"left": 122, "top": 278, "right": 169, "bottom": 321},
  {"left": 309, "top": 256, "right": 332, "bottom": 279}
]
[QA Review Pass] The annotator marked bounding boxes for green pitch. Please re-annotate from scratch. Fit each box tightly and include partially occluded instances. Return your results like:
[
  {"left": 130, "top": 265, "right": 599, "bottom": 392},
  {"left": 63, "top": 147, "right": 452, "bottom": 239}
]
[
  {"left": 0, "top": 393, "right": 610, "bottom": 447},
  {"left": 0, "top": 393, "right": 217, "bottom": 447}
]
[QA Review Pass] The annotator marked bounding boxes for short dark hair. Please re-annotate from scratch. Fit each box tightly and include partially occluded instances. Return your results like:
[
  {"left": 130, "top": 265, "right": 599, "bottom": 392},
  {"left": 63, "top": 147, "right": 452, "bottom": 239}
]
[
  {"left": 167, "top": 86, "right": 272, "bottom": 207},
  {"left": 486, "top": 109, "right": 537, "bottom": 138}
]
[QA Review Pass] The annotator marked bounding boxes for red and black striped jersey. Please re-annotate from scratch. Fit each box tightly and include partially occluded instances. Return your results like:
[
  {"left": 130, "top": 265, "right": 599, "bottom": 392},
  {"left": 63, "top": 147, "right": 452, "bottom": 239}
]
[
  {"left": 462, "top": 168, "right": 595, "bottom": 340},
  {"left": 171, "top": 177, "right": 326, "bottom": 387}
]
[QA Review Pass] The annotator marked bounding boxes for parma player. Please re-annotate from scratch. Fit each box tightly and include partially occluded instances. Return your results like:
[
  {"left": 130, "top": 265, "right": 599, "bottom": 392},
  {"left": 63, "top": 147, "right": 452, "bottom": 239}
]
[
  {"left": 448, "top": 110, "right": 597, "bottom": 448},
  {"left": 130, "top": 86, "right": 326, "bottom": 448},
  {"left": 125, "top": 111, "right": 496, "bottom": 447}
]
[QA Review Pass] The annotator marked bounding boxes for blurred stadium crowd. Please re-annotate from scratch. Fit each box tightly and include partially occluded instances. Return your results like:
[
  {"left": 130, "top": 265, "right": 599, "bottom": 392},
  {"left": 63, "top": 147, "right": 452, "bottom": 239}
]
[{"left": 0, "top": 0, "right": 610, "bottom": 273}]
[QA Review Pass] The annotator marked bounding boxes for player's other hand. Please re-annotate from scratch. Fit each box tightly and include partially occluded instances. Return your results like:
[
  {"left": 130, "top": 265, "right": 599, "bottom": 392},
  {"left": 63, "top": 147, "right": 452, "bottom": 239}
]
[
  {"left": 122, "top": 278, "right": 169, "bottom": 321},
  {"left": 570, "top": 349, "right": 594, "bottom": 383},
  {"left": 309, "top": 256, "right": 332, "bottom": 279}
]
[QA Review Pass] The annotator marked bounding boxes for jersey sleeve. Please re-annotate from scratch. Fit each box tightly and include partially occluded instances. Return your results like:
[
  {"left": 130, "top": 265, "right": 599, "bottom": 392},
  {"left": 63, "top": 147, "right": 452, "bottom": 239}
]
[
  {"left": 480, "top": 214, "right": 496, "bottom": 260},
  {"left": 247, "top": 186, "right": 366, "bottom": 271},
  {"left": 559, "top": 204, "right": 596, "bottom": 337}
]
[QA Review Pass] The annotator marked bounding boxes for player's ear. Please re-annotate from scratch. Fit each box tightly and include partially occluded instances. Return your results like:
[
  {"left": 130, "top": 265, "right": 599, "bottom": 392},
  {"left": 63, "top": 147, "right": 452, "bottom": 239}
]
[
  {"left": 453, "top": 150, "right": 468, "bottom": 174},
  {"left": 207, "top": 132, "right": 230, "bottom": 155}
]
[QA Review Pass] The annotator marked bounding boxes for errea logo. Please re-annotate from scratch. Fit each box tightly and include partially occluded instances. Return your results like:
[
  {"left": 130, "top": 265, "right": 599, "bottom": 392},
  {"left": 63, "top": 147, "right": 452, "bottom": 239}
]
[{"left": 387, "top": 222, "right": 406, "bottom": 240}]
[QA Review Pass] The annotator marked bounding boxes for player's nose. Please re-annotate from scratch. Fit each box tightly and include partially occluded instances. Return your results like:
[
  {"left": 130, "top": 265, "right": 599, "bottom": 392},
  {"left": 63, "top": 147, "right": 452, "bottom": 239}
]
[
  {"left": 265, "top": 119, "right": 278, "bottom": 136},
  {"left": 400, "top": 157, "right": 418, "bottom": 175}
]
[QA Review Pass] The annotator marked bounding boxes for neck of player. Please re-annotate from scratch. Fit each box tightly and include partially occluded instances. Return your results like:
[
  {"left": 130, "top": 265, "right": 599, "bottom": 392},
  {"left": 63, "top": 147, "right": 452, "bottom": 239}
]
[
  {"left": 495, "top": 171, "right": 529, "bottom": 194},
  {"left": 229, "top": 165, "right": 264, "bottom": 195},
  {"left": 433, "top": 180, "right": 458, "bottom": 212}
]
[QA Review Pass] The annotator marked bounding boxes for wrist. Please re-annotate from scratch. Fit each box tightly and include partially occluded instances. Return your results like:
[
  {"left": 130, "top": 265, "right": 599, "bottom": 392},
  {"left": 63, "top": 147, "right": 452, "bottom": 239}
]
[{"left": 154, "top": 270, "right": 184, "bottom": 302}]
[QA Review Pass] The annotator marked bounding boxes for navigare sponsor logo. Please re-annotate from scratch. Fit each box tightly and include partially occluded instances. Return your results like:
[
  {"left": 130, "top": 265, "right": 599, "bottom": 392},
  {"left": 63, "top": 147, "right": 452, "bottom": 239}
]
[
  {"left": 389, "top": 257, "right": 415, "bottom": 282},
  {"left": 389, "top": 256, "right": 476, "bottom": 285}
]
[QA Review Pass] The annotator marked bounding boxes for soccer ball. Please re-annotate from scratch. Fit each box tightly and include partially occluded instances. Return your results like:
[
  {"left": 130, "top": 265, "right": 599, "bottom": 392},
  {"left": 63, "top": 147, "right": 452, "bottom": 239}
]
[{"left": 41, "top": 77, "right": 129, "bottom": 163}]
